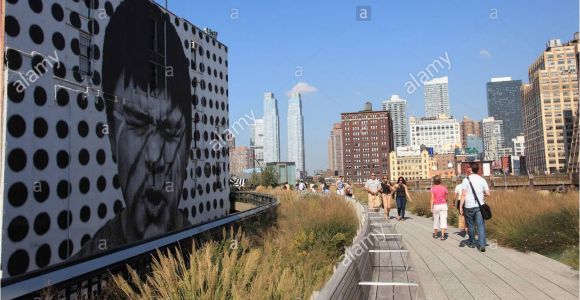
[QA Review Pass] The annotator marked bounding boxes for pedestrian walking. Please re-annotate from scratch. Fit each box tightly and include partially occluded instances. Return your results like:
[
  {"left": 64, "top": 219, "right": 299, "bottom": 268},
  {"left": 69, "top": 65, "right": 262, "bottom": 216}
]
[
  {"left": 380, "top": 176, "right": 393, "bottom": 220},
  {"left": 460, "top": 162, "right": 491, "bottom": 252},
  {"left": 393, "top": 177, "right": 413, "bottom": 221},
  {"left": 364, "top": 173, "right": 381, "bottom": 211},
  {"left": 345, "top": 182, "right": 354, "bottom": 198},
  {"left": 454, "top": 180, "right": 467, "bottom": 236},
  {"left": 298, "top": 180, "right": 306, "bottom": 191},
  {"left": 336, "top": 176, "right": 345, "bottom": 196},
  {"left": 430, "top": 175, "right": 449, "bottom": 240},
  {"left": 322, "top": 182, "right": 330, "bottom": 194}
]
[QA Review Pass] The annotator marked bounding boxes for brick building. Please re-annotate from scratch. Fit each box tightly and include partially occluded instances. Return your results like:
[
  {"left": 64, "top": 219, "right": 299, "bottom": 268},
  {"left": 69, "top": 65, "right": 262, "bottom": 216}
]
[{"left": 341, "top": 102, "right": 395, "bottom": 183}]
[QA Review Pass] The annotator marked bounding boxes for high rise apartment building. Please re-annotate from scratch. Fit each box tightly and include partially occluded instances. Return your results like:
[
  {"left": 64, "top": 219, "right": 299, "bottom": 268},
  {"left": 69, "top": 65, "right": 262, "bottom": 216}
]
[
  {"left": 522, "top": 34, "right": 579, "bottom": 174},
  {"left": 424, "top": 76, "right": 451, "bottom": 118},
  {"left": 328, "top": 123, "right": 344, "bottom": 176},
  {"left": 382, "top": 95, "right": 409, "bottom": 148}
]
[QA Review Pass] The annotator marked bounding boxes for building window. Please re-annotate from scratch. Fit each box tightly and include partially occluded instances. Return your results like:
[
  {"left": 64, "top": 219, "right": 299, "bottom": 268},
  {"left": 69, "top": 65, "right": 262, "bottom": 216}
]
[{"left": 79, "top": 32, "right": 91, "bottom": 76}]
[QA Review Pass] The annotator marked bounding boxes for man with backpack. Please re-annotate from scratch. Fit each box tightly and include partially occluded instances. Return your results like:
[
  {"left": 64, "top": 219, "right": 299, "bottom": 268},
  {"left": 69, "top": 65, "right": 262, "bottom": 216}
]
[{"left": 460, "top": 162, "right": 491, "bottom": 252}]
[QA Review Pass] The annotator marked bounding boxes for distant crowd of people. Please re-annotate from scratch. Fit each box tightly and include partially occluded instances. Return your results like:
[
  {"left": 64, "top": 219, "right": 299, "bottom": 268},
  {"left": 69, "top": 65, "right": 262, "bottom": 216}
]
[{"left": 288, "top": 162, "right": 490, "bottom": 251}]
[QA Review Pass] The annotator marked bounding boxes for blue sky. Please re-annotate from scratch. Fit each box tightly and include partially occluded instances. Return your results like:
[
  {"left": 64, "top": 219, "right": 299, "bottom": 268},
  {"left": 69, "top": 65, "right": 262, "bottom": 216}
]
[{"left": 160, "top": 0, "right": 578, "bottom": 173}]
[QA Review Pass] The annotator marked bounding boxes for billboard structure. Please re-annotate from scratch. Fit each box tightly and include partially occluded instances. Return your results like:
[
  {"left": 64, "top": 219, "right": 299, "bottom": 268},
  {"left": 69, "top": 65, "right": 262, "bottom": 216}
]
[{"left": 1, "top": 0, "right": 230, "bottom": 294}]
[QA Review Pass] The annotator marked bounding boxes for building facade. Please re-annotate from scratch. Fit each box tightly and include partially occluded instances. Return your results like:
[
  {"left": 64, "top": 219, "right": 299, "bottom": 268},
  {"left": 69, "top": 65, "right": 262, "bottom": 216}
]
[
  {"left": 409, "top": 116, "right": 461, "bottom": 154},
  {"left": 328, "top": 122, "right": 344, "bottom": 176},
  {"left": 482, "top": 117, "right": 510, "bottom": 161},
  {"left": 1, "top": 0, "right": 230, "bottom": 291},
  {"left": 424, "top": 76, "right": 451, "bottom": 118},
  {"left": 287, "top": 92, "right": 305, "bottom": 178},
  {"left": 460, "top": 116, "right": 482, "bottom": 149},
  {"left": 250, "top": 118, "right": 265, "bottom": 168},
  {"left": 568, "top": 100, "right": 580, "bottom": 173},
  {"left": 486, "top": 77, "right": 523, "bottom": 148},
  {"left": 389, "top": 147, "right": 431, "bottom": 180},
  {"left": 522, "top": 34, "right": 579, "bottom": 174},
  {"left": 230, "top": 146, "right": 253, "bottom": 176},
  {"left": 512, "top": 135, "right": 526, "bottom": 156},
  {"left": 382, "top": 95, "right": 409, "bottom": 148},
  {"left": 263, "top": 92, "right": 280, "bottom": 163},
  {"left": 466, "top": 135, "right": 484, "bottom": 155},
  {"left": 341, "top": 103, "right": 395, "bottom": 183}
]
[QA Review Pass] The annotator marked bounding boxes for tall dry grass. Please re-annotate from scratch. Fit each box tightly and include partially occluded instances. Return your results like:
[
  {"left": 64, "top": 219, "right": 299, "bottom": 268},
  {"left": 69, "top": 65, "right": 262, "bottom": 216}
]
[
  {"left": 112, "top": 190, "right": 359, "bottom": 299},
  {"left": 407, "top": 189, "right": 579, "bottom": 269}
]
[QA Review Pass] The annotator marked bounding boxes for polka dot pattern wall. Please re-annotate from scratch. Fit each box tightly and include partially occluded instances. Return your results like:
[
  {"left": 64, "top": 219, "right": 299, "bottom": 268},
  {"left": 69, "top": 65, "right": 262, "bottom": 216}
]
[{"left": 3, "top": 0, "right": 230, "bottom": 278}]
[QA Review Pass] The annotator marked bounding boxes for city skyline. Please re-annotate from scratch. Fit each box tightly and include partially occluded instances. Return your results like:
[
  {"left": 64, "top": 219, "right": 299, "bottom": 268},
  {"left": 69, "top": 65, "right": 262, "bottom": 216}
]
[{"left": 164, "top": 1, "right": 578, "bottom": 173}]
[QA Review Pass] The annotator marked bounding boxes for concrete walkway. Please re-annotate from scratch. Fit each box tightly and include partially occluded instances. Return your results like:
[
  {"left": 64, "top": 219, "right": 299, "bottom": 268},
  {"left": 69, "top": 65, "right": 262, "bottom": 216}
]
[{"left": 396, "top": 212, "right": 579, "bottom": 300}]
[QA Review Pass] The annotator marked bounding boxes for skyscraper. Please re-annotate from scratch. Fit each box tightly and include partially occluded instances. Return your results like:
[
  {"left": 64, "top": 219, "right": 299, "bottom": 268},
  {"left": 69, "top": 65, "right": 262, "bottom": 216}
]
[
  {"left": 486, "top": 77, "right": 523, "bottom": 148},
  {"left": 263, "top": 92, "right": 280, "bottom": 163},
  {"left": 250, "top": 119, "right": 264, "bottom": 168},
  {"left": 482, "top": 117, "right": 510, "bottom": 161},
  {"left": 522, "top": 34, "right": 579, "bottom": 174},
  {"left": 287, "top": 92, "right": 305, "bottom": 178},
  {"left": 424, "top": 76, "right": 450, "bottom": 118},
  {"left": 382, "top": 95, "right": 409, "bottom": 148},
  {"left": 328, "top": 123, "right": 344, "bottom": 176}
]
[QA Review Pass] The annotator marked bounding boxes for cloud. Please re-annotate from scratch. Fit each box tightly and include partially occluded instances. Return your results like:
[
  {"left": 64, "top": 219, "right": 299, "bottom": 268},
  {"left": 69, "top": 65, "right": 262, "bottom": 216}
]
[
  {"left": 286, "top": 81, "right": 318, "bottom": 97},
  {"left": 479, "top": 49, "right": 492, "bottom": 59}
]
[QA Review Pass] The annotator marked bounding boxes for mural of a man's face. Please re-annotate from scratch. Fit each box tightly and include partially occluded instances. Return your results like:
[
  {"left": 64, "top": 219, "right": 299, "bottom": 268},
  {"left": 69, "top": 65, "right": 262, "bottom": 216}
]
[{"left": 110, "top": 78, "right": 188, "bottom": 239}]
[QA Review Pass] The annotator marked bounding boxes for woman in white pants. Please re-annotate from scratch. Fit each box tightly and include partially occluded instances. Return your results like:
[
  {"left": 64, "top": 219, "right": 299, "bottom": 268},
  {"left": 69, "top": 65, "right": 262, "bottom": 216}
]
[{"left": 430, "top": 175, "right": 449, "bottom": 240}]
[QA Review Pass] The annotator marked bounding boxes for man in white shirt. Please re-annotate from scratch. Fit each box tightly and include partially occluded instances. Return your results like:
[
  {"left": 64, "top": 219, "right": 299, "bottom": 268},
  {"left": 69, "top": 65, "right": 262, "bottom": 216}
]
[
  {"left": 454, "top": 182, "right": 467, "bottom": 235},
  {"left": 460, "top": 162, "right": 491, "bottom": 252},
  {"left": 298, "top": 180, "right": 306, "bottom": 191},
  {"left": 365, "top": 173, "right": 381, "bottom": 211}
]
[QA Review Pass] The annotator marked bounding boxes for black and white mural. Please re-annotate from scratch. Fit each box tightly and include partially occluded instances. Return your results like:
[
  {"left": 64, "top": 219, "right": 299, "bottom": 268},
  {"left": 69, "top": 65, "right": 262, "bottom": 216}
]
[{"left": 2, "top": 0, "right": 230, "bottom": 279}]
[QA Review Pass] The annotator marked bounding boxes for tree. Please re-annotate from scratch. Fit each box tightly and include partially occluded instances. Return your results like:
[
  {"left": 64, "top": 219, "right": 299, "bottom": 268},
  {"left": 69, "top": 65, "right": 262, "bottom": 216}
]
[
  {"left": 248, "top": 170, "right": 261, "bottom": 188},
  {"left": 260, "top": 166, "right": 279, "bottom": 187}
]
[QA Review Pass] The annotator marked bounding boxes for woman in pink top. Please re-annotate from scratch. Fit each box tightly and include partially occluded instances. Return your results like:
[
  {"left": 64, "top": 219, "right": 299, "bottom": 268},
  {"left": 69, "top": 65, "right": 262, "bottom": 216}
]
[{"left": 430, "top": 175, "right": 449, "bottom": 240}]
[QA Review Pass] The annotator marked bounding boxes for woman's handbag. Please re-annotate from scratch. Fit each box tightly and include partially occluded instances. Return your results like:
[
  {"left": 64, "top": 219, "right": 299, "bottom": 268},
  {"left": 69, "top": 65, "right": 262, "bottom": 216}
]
[{"left": 467, "top": 177, "right": 492, "bottom": 220}]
